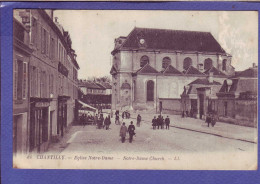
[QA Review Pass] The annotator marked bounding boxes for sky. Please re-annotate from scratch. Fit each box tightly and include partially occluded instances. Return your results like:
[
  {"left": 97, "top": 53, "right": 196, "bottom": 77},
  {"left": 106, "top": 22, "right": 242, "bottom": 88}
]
[{"left": 54, "top": 10, "right": 258, "bottom": 79}]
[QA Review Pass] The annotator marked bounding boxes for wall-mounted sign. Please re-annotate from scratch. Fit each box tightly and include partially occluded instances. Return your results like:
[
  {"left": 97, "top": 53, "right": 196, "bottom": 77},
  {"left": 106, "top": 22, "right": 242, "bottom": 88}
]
[{"left": 35, "top": 102, "right": 50, "bottom": 108}]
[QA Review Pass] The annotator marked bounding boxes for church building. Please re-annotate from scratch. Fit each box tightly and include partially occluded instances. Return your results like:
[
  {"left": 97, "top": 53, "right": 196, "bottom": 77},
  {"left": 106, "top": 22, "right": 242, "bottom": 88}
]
[{"left": 110, "top": 27, "right": 235, "bottom": 114}]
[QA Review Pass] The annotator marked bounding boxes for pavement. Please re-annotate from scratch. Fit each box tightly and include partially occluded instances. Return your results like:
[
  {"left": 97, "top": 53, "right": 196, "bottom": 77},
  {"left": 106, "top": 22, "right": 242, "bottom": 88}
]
[{"left": 128, "top": 112, "right": 257, "bottom": 144}]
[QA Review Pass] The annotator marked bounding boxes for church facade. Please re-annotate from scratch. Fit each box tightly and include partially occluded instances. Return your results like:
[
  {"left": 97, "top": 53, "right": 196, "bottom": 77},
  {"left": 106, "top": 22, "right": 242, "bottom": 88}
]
[{"left": 110, "top": 27, "right": 235, "bottom": 114}]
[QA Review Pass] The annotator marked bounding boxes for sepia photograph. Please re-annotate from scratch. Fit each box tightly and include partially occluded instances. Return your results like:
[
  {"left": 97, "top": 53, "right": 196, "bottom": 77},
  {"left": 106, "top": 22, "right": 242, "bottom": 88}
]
[{"left": 12, "top": 9, "right": 258, "bottom": 170}]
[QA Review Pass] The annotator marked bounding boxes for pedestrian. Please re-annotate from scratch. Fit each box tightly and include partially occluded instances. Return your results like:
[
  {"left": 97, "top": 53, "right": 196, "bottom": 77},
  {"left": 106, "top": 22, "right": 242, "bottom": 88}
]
[
  {"left": 165, "top": 116, "right": 170, "bottom": 130},
  {"left": 115, "top": 114, "right": 120, "bottom": 125},
  {"left": 161, "top": 116, "right": 164, "bottom": 129},
  {"left": 122, "top": 111, "right": 125, "bottom": 119},
  {"left": 211, "top": 113, "right": 217, "bottom": 127},
  {"left": 100, "top": 113, "right": 104, "bottom": 129},
  {"left": 119, "top": 122, "right": 127, "bottom": 143},
  {"left": 205, "top": 113, "right": 211, "bottom": 127},
  {"left": 137, "top": 114, "right": 141, "bottom": 127},
  {"left": 94, "top": 114, "right": 98, "bottom": 125},
  {"left": 182, "top": 111, "right": 185, "bottom": 118},
  {"left": 128, "top": 121, "right": 136, "bottom": 143},
  {"left": 157, "top": 115, "right": 161, "bottom": 129},
  {"left": 152, "top": 116, "right": 157, "bottom": 130},
  {"left": 107, "top": 115, "right": 111, "bottom": 129},
  {"left": 104, "top": 117, "right": 109, "bottom": 130}
]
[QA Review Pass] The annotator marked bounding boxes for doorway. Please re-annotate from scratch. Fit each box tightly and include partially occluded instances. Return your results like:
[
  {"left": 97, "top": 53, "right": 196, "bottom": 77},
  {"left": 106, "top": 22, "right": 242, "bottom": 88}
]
[{"left": 199, "top": 94, "right": 204, "bottom": 119}]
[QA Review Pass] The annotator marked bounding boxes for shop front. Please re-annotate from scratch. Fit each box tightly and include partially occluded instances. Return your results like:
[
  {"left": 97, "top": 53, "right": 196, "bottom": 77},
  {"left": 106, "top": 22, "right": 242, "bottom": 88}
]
[
  {"left": 29, "top": 97, "right": 52, "bottom": 153},
  {"left": 57, "top": 96, "right": 70, "bottom": 137}
]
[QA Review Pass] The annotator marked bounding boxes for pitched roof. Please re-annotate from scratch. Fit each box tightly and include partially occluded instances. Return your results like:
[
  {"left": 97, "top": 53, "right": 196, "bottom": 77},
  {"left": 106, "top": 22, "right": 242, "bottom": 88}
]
[
  {"left": 185, "top": 66, "right": 205, "bottom": 75},
  {"left": 99, "top": 82, "right": 112, "bottom": 89},
  {"left": 95, "top": 83, "right": 106, "bottom": 89},
  {"left": 113, "top": 27, "right": 226, "bottom": 54},
  {"left": 219, "top": 78, "right": 257, "bottom": 94},
  {"left": 232, "top": 67, "right": 258, "bottom": 78},
  {"left": 189, "top": 78, "right": 221, "bottom": 85},
  {"left": 80, "top": 81, "right": 104, "bottom": 89},
  {"left": 135, "top": 63, "right": 159, "bottom": 74},
  {"left": 204, "top": 66, "right": 226, "bottom": 76},
  {"left": 162, "top": 65, "right": 182, "bottom": 75}
]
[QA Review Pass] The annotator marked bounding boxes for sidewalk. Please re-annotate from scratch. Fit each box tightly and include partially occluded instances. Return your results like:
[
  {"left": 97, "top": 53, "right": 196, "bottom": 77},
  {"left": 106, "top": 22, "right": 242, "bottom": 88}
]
[{"left": 129, "top": 112, "right": 257, "bottom": 144}]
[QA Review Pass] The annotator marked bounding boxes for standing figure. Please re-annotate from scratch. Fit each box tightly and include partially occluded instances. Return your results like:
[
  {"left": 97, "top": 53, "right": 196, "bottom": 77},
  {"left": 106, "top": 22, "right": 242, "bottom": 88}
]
[
  {"left": 205, "top": 113, "right": 212, "bottom": 127},
  {"left": 152, "top": 116, "right": 157, "bottom": 130},
  {"left": 115, "top": 114, "right": 120, "bottom": 125},
  {"left": 94, "top": 114, "right": 98, "bottom": 125},
  {"left": 120, "top": 122, "right": 127, "bottom": 143},
  {"left": 157, "top": 115, "right": 161, "bottom": 129},
  {"left": 165, "top": 116, "right": 170, "bottom": 130},
  {"left": 128, "top": 121, "right": 136, "bottom": 143},
  {"left": 122, "top": 111, "right": 125, "bottom": 119},
  {"left": 100, "top": 113, "right": 104, "bottom": 129},
  {"left": 136, "top": 114, "right": 141, "bottom": 127},
  {"left": 211, "top": 113, "right": 216, "bottom": 127},
  {"left": 161, "top": 116, "right": 164, "bottom": 129},
  {"left": 106, "top": 115, "right": 111, "bottom": 130}
]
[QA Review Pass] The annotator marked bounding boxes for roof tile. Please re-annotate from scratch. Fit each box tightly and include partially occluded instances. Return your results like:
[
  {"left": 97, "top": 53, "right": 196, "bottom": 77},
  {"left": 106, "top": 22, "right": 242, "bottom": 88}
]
[{"left": 117, "top": 27, "right": 226, "bottom": 53}]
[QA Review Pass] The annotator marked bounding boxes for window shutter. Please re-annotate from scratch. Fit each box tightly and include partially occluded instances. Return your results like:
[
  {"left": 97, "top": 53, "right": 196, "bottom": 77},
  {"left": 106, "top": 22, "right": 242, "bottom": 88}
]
[
  {"left": 22, "top": 62, "right": 28, "bottom": 99},
  {"left": 13, "top": 59, "right": 18, "bottom": 100},
  {"left": 46, "top": 32, "right": 49, "bottom": 57},
  {"left": 41, "top": 27, "right": 44, "bottom": 53}
]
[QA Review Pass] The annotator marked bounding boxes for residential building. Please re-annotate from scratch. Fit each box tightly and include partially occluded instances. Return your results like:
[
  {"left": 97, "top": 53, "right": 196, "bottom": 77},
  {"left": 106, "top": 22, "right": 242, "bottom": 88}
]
[
  {"left": 78, "top": 80, "right": 112, "bottom": 109},
  {"left": 13, "top": 9, "right": 79, "bottom": 154},
  {"left": 216, "top": 64, "right": 258, "bottom": 127},
  {"left": 13, "top": 14, "right": 33, "bottom": 155}
]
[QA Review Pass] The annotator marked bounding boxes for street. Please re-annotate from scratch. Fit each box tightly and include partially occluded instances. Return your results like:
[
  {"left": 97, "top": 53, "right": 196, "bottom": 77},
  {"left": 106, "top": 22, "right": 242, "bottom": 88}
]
[{"left": 47, "top": 116, "right": 256, "bottom": 154}]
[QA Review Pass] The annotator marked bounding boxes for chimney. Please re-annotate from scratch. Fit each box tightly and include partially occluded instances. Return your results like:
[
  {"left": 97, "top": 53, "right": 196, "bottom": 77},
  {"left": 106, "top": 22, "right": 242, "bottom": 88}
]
[
  {"left": 208, "top": 72, "right": 213, "bottom": 83},
  {"left": 55, "top": 17, "right": 58, "bottom": 23},
  {"left": 198, "top": 63, "right": 203, "bottom": 72},
  {"left": 253, "top": 63, "right": 256, "bottom": 68}
]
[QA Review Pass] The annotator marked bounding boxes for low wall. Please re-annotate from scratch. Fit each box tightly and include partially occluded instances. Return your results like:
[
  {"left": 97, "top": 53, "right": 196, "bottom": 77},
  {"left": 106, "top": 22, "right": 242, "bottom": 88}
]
[{"left": 159, "top": 98, "right": 182, "bottom": 115}]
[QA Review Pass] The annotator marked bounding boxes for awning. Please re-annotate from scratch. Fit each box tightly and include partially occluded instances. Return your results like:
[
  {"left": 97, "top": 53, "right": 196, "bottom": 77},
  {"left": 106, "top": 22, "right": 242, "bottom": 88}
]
[{"left": 77, "top": 100, "right": 97, "bottom": 112}]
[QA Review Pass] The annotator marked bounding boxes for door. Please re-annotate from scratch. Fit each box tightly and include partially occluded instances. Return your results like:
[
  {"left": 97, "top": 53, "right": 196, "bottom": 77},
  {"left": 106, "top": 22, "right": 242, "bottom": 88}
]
[{"left": 199, "top": 94, "right": 204, "bottom": 119}]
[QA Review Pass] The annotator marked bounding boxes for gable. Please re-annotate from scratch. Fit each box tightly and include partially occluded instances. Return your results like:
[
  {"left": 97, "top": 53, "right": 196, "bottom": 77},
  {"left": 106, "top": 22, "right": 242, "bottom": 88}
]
[
  {"left": 135, "top": 63, "right": 159, "bottom": 74},
  {"left": 204, "top": 66, "right": 226, "bottom": 76},
  {"left": 162, "top": 65, "right": 182, "bottom": 75},
  {"left": 185, "top": 66, "right": 205, "bottom": 75}
]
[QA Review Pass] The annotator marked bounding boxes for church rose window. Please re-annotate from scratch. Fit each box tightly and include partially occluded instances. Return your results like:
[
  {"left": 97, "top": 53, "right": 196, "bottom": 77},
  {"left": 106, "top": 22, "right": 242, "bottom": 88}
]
[
  {"left": 183, "top": 57, "right": 192, "bottom": 70},
  {"left": 204, "top": 58, "right": 213, "bottom": 70},
  {"left": 162, "top": 57, "right": 171, "bottom": 69},
  {"left": 222, "top": 59, "right": 227, "bottom": 71},
  {"left": 140, "top": 55, "right": 149, "bottom": 67},
  {"left": 147, "top": 80, "right": 154, "bottom": 101}
]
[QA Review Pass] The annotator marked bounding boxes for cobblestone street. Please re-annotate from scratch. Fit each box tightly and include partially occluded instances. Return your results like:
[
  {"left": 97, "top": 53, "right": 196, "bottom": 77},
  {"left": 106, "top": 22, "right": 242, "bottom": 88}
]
[{"left": 47, "top": 114, "right": 257, "bottom": 154}]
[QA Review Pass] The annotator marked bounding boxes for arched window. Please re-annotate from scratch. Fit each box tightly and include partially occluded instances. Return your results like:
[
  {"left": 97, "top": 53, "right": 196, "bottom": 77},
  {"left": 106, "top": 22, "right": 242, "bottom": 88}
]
[
  {"left": 147, "top": 80, "right": 154, "bottom": 101},
  {"left": 140, "top": 55, "right": 149, "bottom": 67},
  {"left": 222, "top": 59, "right": 227, "bottom": 71},
  {"left": 162, "top": 57, "right": 171, "bottom": 69},
  {"left": 204, "top": 58, "right": 213, "bottom": 70},
  {"left": 183, "top": 57, "right": 192, "bottom": 70}
]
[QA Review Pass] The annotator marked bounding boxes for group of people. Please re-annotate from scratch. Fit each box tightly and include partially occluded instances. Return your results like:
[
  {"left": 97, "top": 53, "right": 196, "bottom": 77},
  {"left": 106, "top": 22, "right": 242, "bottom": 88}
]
[
  {"left": 205, "top": 112, "right": 217, "bottom": 127},
  {"left": 119, "top": 121, "right": 136, "bottom": 143},
  {"left": 152, "top": 115, "right": 170, "bottom": 130},
  {"left": 122, "top": 110, "right": 131, "bottom": 119},
  {"left": 79, "top": 113, "right": 94, "bottom": 125},
  {"left": 94, "top": 113, "right": 111, "bottom": 130}
]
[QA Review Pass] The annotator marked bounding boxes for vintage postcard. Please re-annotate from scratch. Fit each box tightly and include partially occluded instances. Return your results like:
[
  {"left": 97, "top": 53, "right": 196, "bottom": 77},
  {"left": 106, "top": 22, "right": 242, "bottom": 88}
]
[{"left": 13, "top": 10, "right": 258, "bottom": 170}]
